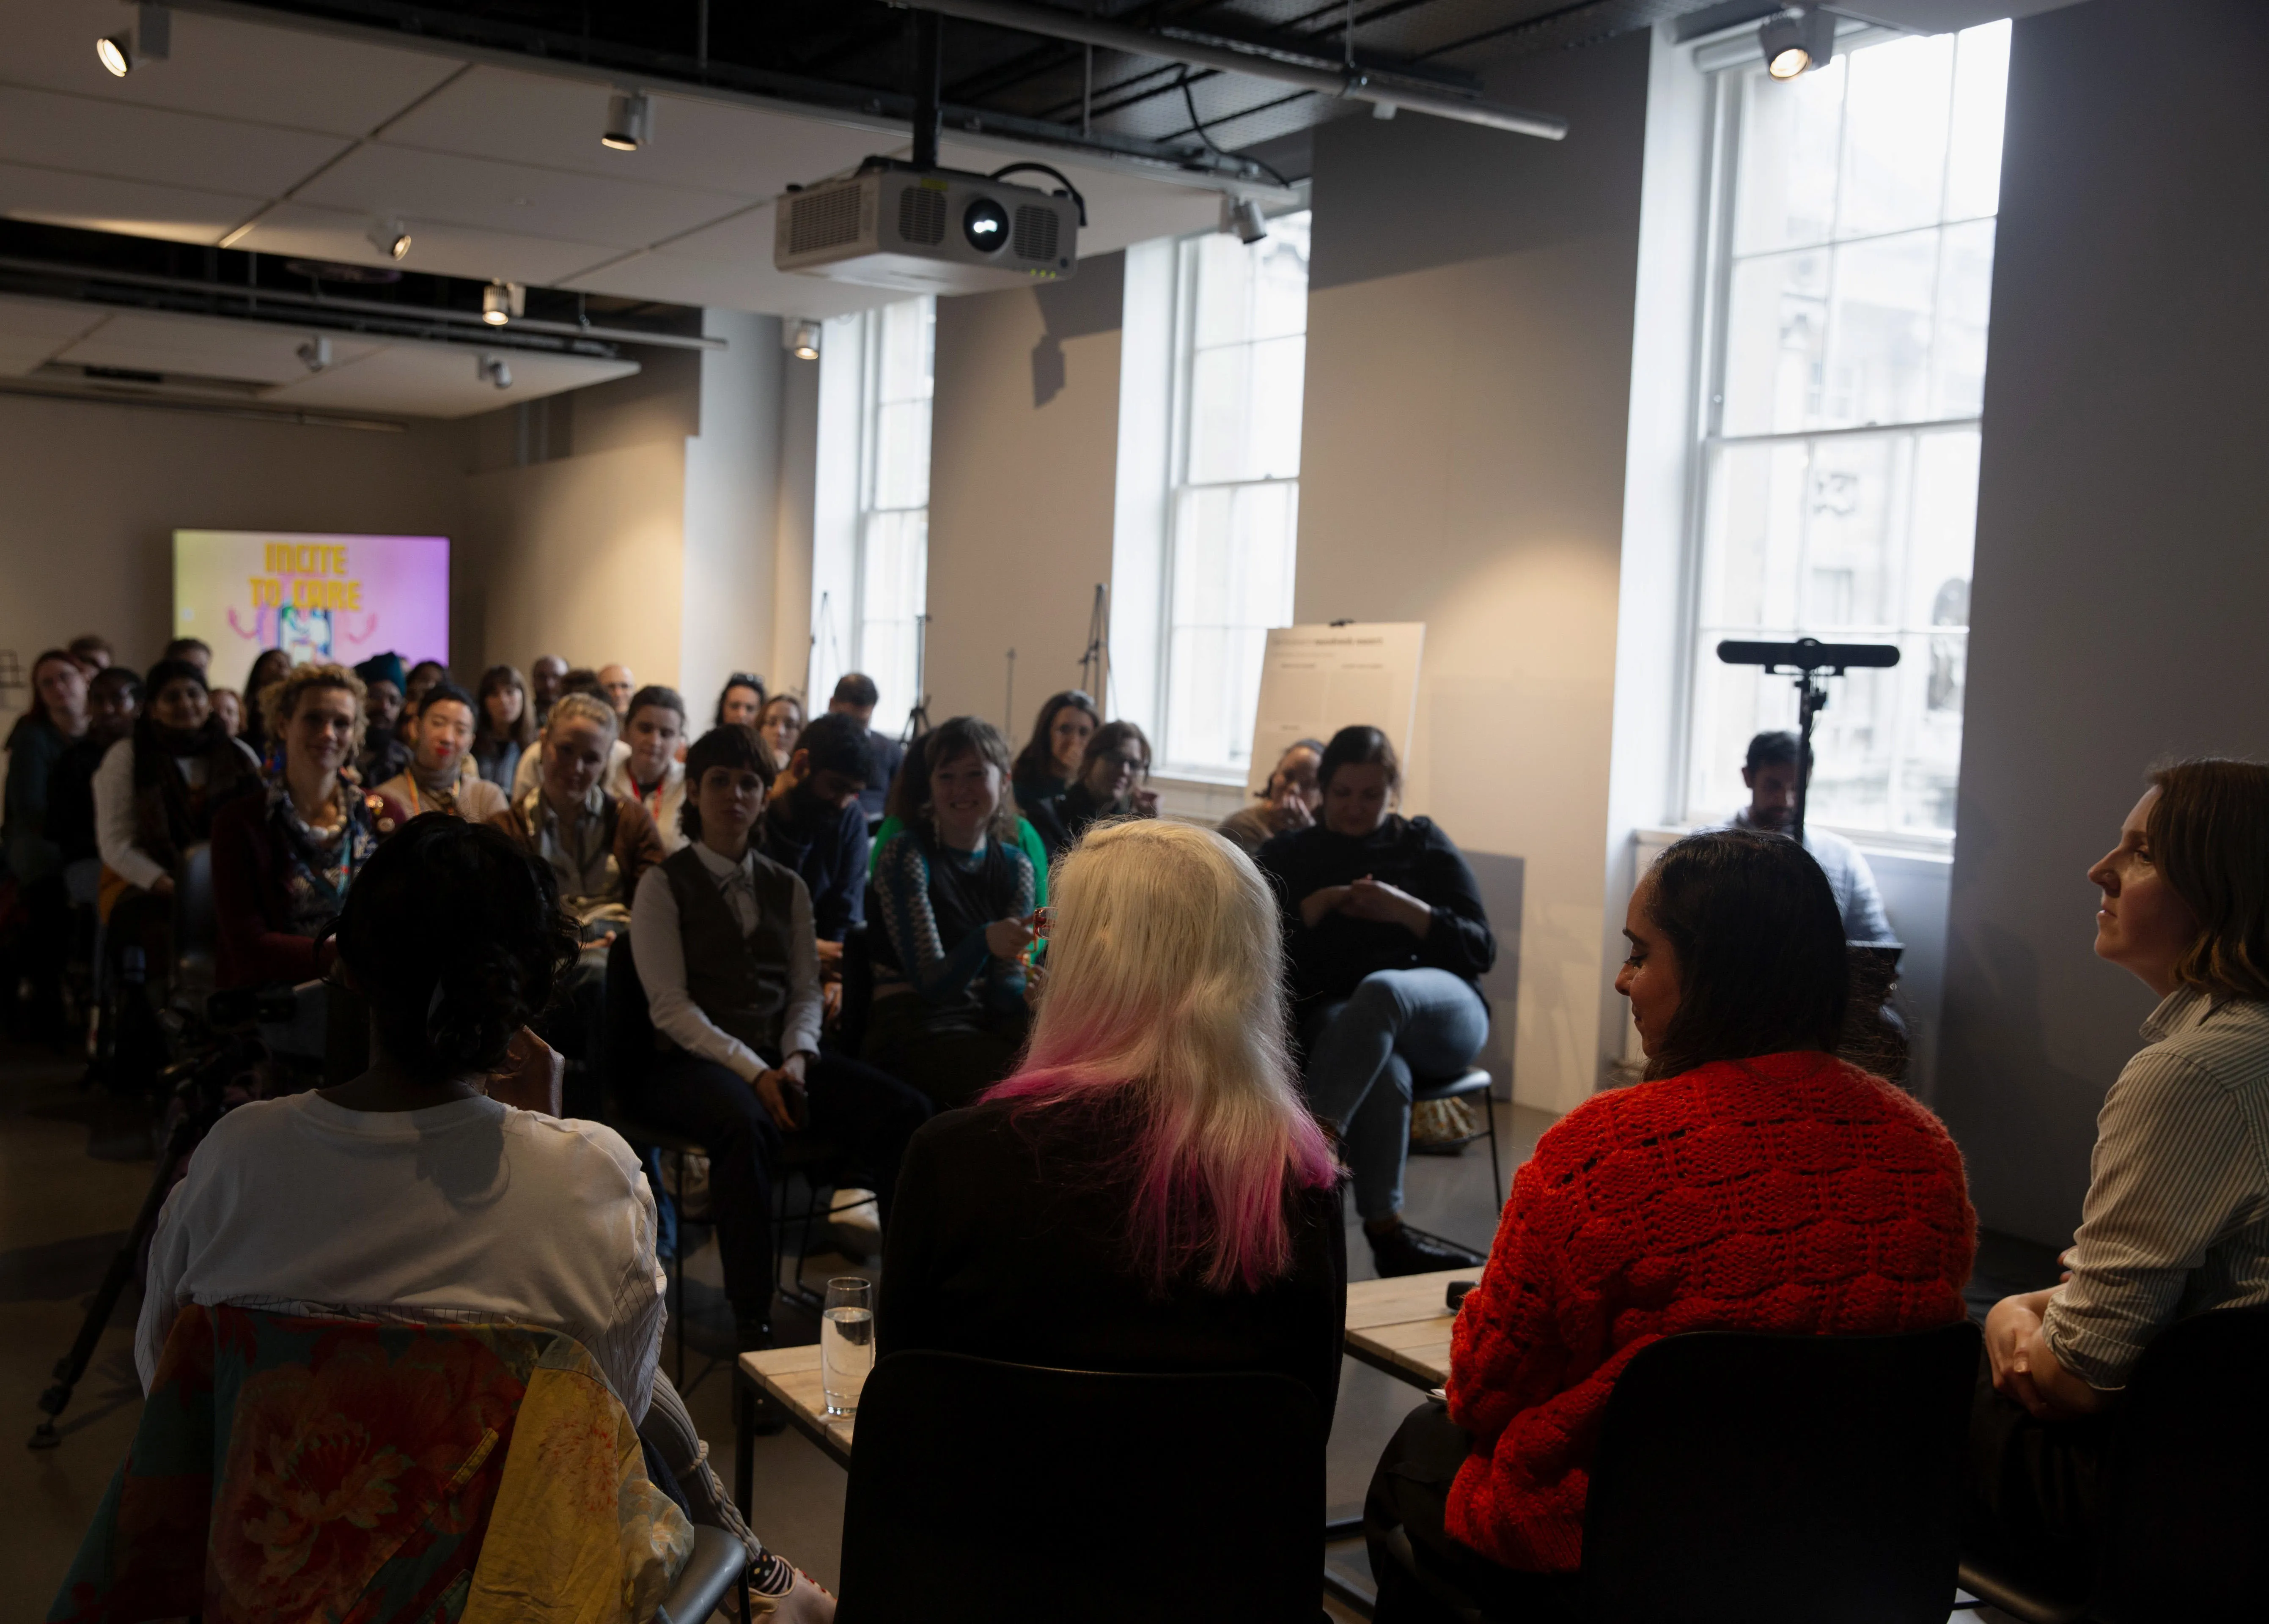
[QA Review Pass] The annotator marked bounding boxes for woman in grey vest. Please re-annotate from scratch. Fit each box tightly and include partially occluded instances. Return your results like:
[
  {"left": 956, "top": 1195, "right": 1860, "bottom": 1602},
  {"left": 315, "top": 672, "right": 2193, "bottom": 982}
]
[{"left": 626, "top": 724, "right": 930, "bottom": 1351}]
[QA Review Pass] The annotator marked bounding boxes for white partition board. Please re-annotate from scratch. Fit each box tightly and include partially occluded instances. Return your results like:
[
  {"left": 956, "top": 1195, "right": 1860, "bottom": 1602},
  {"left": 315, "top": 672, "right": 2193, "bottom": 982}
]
[{"left": 1245, "top": 623, "right": 1426, "bottom": 797}]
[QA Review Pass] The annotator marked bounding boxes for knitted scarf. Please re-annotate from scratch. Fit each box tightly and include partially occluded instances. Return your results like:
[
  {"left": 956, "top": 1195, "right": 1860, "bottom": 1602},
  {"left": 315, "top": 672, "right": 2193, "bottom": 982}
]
[{"left": 129, "top": 715, "right": 256, "bottom": 870}]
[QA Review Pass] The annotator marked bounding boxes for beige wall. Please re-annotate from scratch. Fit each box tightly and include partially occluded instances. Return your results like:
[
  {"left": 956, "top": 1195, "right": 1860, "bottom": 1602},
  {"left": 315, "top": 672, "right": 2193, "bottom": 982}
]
[
  {"left": 926, "top": 255, "right": 1126, "bottom": 737},
  {"left": 1298, "top": 33, "right": 1651, "bottom": 1114},
  {"left": 0, "top": 391, "right": 466, "bottom": 710}
]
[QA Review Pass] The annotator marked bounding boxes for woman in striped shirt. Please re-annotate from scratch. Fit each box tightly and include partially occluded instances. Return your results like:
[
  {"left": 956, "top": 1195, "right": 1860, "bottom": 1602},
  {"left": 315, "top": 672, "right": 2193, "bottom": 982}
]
[{"left": 1970, "top": 758, "right": 2269, "bottom": 1577}]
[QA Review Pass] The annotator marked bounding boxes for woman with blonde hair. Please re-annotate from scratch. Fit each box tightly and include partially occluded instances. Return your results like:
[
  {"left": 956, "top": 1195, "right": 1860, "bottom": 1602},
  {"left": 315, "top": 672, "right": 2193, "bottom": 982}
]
[{"left": 876, "top": 818, "right": 1346, "bottom": 1424}]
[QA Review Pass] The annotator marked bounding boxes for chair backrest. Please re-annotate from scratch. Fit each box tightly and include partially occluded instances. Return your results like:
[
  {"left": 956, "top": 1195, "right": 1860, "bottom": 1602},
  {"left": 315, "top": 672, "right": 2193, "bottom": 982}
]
[
  {"left": 837, "top": 1350, "right": 1323, "bottom": 1624},
  {"left": 604, "top": 927, "right": 654, "bottom": 1091},
  {"left": 1580, "top": 1321, "right": 1979, "bottom": 1624},
  {"left": 171, "top": 841, "right": 217, "bottom": 1001},
  {"left": 838, "top": 919, "right": 874, "bottom": 1053},
  {"left": 2093, "top": 1302, "right": 2269, "bottom": 1621}
]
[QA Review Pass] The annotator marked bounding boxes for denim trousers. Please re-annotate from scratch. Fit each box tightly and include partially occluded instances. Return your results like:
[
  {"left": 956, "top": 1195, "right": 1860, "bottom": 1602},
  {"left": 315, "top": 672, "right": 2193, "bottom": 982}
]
[{"left": 1302, "top": 967, "right": 1489, "bottom": 1222}]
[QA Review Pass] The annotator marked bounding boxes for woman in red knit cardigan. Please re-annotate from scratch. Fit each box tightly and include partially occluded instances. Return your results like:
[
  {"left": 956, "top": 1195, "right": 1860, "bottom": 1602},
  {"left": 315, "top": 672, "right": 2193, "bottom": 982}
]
[{"left": 1366, "top": 827, "right": 1976, "bottom": 1620}]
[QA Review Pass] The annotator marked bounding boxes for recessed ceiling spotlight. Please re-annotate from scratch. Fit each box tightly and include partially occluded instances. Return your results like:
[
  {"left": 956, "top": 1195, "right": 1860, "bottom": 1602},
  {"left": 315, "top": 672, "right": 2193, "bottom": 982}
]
[
  {"left": 602, "top": 91, "right": 651, "bottom": 152},
  {"left": 1760, "top": 6, "right": 1836, "bottom": 80},
  {"left": 478, "top": 354, "right": 512, "bottom": 390},
  {"left": 481, "top": 280, "right": 524, "bottom": 326},
  {"left": 366, "top": 217, "right": 411, "bottom": 261},
  {"left": 96, "top": 4, "right": 169, "bottom": 77},
  {"left": 297, "top": 336, "right": 332, "bottom": 373},
  {"left": 783, "top": 318, "right": 821, "bottom": 361}
]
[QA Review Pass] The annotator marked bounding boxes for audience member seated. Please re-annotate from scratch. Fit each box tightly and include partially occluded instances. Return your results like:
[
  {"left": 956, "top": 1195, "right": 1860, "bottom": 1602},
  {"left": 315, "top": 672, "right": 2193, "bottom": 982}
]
[
  {"left": 237, "top": 647, "right": 292, "bottom": 765},
  {"left": 511, "top": 668, "right": 632, "bottom": 801},
  {"left": 1723, "top": 729, "right": 1895, "bottom": 944},
  {"left": 374, "top": 682, "right": 508, "bottom": 824},
  {"left": 490, "top": 692, "right": 665, "bottom": 1113},
  {"left": 473, "top": 662, "right": 537, "bottom": 789},
  {"left": 351, "top": 652, "right": 411, "bottom": 787},
  {"left": 137, "top": 815, "right": 829, "bottom": 1618},
  {"left": 94, "top": 656, "right": 260, "bottom": 929},
  {"left": 863, "top": 716, "right": 1038, "bottom": 1106},
  {"left": 1366, "top": 827, "right": 1976, "bottom": 1618},
  {"left": 1217, "top": 738, "right": 1326, "bottom": 856},
  {"left": 879, "top": 818, "right": 1344, "bottom": 1426},
  {"left": 1025, "top": 719, "right": 1159, "bottom": 863},
  {"left": 757, "top": 693, "right": 805, "bottom": 775},
  {"left": 827, "top": 672, "right": 904, "bottom": 821},
  {"left": 1967, "top": 759, "right": 2269, "bottom": 1583},
  {"left": 2, "top": 650, "right": 91, "bottom": 1028},
  {"left": 627, "top": 724, "right": 928, "bottom": 1349},
  {"left": 1256, "top": 726, "right": 1496, "bottom": 1277},
  {"left": 47, "top": 666, "right": 141, "bottom": 897},
  {"left": 403, "top": 657, "right": 448, "bottom": 712},
  {"left": 715, "top": 672, "right": 766, "bottom": 729},
  {"left": 1007, "top": 688, "right": 1098, "bottom": 820},
  {"left": 207, "top": 686, "right": 244, "bottom": 740},
  {"left": 610, "top": 685, "right": 690, "bottom": 853},
  {"left": 162, "top": 636, "right": 212, "bottom": 672},
  {"left": 758, "top": 712, "right": 874, "bottom": 947},
  {"left": 867, "top": 730, "right": 1053, "bottom": 910},
  {"left": 529, "top": 653, "right": 568, "bottom": 731},
  {"left": 211, "top": 663, "right": 403, "bottom": 990},
  {"left": 599, "top": 661, "right": 637, "bottom": 720},
  {"left": 68, "top": 633, "right": 113, "bottom": 678}
]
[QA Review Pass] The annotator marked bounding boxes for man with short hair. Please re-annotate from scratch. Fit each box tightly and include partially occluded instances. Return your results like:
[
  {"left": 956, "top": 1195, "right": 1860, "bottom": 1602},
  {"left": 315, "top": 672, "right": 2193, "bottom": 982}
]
[
  {"left": 528, "top": 654, "right": 568, "bottom": 730},
  {"left": 1728, "top": 730, "right": 1895, "bottom": 944},
  {"left": 827, "top": 672, "right": 904, "bottom": 821},
  {"left": 758, "top": 712, "right": 875, "bottom": 945},
  {"left": 598, "top": 663, "right": 637, "bottom": 720},
  {"left": 374, "top": 682, "right": 508, "bottom": 824},
  {"left": 162, "top": 637, "right": 212, "bottom": 671},
  {"left": 607, "top": 685, "right": 689, "bottom": 854}
]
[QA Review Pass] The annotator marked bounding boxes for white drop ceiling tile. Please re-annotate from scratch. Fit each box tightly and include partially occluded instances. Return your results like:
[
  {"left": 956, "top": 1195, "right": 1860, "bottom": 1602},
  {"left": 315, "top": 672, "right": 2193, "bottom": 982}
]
[
  {"left": 264, "top": 340, "right": 637, "bottom": 418},
  {"left": 0, "top": 343, "right": 72, "bottom": 376},
  {"left": 55, "top": 309, "right": 385, "bottom": 385},
  {"left": 0, "top": 86, "right": 350, "bottom": 197},
  {"left": 233, "top": 202, "right": 618, "bottom": 287},
  {"left": 646, "top": 200, "right": 773, "bottom": 261},
  {"left": 294, "top": 142, "right": 743, "bottom": 250},
  {"left": 0, "top": 293, "right": 115, "bottom": 348},
  {"left": 0, "top": 0, "right": 464, "bottom": 136},
  {"left": 560, "top": 249, "right": 902, "bottom": 323},
  {"left": 0, "top": 161, "right": 255, "bottom": 244},
  {"left": 382, "top": 66, "right": 881, "bottom": 199}
]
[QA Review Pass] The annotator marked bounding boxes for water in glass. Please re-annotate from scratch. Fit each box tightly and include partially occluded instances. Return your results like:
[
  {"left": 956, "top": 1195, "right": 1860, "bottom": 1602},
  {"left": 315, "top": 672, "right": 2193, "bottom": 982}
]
[{"left": 822, "top": 1305, "right": 875, "bottom": 1416}]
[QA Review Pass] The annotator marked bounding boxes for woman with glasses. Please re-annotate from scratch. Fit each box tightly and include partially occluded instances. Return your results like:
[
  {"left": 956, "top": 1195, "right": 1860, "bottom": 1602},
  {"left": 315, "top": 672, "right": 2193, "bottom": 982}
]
[{"left": 1027, "top": 720, "right": 1159, "bottom": 864}]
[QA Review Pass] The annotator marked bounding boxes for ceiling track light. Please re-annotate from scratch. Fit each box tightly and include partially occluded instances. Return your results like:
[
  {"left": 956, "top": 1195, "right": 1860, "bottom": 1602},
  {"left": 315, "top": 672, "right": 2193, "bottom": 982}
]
[
  {"left": 481, "top": 280, "right": 525, "bottom": 326},
  {"left": 366, "top": 217, "right": 411, "bottom": 261},
  {"left": 782, "top": 318, "right": 821, "bottom": 361},
  {"left": 1759, "top": 5, "right": 1838, "bottom": 80},
  {"left": 296, "top": 335, "right": 332, "bottom": 373},
  {"left": 1220, "top": 195, "right": 1269, "bottom": 245},
  {"left": 97, "top": 4, "right": 169, "bottom": 76},
  {"left": 478, "top": 354, "right": 512, "bottom": 390},
  {"left": 602, "top": 91, "right": 651, "bottom": 152}
]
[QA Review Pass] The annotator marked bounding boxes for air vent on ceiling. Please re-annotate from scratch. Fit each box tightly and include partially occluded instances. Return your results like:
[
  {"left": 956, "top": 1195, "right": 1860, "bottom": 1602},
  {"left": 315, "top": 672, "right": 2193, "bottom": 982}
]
[
  {"left": 1012, "top": 205, "right": 1059, "bottom": 264},
  {"left": 786, "top": 186, "right": 867, "bottom": 256},
  {"left": 898, "top": 186, "right": 947, "bottom": 247}
]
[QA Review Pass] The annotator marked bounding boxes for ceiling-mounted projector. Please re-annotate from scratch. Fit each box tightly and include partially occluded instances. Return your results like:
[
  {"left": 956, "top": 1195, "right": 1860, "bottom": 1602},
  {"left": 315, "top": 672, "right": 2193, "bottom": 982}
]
[{"left": 775, "top": 158, "right": 1079, "bottom": 294}]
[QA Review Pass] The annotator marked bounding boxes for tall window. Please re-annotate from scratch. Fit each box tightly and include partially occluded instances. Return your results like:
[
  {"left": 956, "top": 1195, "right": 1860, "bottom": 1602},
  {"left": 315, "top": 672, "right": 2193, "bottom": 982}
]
[
  {"left": 1684, "top": 23, "right": 2008, "bottom": 838},
  {"left": 811, "top": 296, "right": 933, "bottom": 730},
  {"left": 1154, "top": 213, "right": 1310, "bottom": 779}
]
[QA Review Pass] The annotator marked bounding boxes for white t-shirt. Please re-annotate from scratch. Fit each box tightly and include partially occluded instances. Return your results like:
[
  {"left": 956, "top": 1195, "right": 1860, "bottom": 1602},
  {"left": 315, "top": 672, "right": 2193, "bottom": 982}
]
[{"left": 137, "top": 1092, "right": 667, "bottom": 1420}]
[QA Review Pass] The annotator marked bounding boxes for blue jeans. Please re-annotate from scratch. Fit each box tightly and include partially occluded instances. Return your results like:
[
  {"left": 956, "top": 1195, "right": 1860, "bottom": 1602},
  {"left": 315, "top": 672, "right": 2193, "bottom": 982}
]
[{"left": 1302, "top": 969, "right": 1489, "bottom": 1223}]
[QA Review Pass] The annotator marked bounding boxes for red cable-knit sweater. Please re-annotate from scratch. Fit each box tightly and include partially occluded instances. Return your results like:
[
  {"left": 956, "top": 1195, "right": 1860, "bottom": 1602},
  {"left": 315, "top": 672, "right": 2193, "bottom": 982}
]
[{"left": 1443, "top": 1051, "right": 1976, "bottom": 1574}]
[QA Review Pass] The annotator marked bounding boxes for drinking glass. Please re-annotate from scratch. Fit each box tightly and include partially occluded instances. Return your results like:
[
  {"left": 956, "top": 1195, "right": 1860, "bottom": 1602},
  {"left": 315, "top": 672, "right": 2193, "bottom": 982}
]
[{"left": 821, "top": 1276, "right": 875, "bottom": 1417}]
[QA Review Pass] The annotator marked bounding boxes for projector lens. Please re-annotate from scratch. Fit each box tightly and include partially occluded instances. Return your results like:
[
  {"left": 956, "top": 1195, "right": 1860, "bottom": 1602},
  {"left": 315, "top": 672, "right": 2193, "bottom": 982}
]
[{"left": 963, "top": 197, "right": 1009, "bottom": 253}]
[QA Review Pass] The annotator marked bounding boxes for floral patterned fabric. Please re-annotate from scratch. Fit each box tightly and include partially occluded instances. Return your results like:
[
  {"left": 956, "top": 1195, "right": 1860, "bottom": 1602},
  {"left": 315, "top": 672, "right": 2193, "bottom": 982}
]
[{"left": 50, "top": 1306, "right": 691, "bottom": 1624}]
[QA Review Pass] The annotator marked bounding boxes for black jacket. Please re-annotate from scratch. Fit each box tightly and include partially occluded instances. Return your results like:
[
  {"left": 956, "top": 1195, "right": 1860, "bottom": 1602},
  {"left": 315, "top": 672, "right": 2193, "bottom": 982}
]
[
  {"left": 876, "top": 1100, "right": 1346, "bottom": 1431},
  {"left": 1255, "top": 815, "right": 1496, "bottom": 1018}
]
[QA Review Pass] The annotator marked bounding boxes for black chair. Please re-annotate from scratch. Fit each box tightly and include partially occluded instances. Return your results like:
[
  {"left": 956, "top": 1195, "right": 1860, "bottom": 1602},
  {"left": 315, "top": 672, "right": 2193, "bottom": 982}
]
[
  {"left": 1377, "top": 1322, "right": 1981, "bottom": 1623},
  {"left": 1410, "top": 1067, "right": 1502, "bottom": 1212},
  {"left": 837, "top": 1351, "right": 1323, "bottom": 1624},
  {"left": 602, "top": 933, "right": 849, "bottom": 1367},
  {"left": 1959, "top": 1302, "right": 2269, "bottom": 1624},
  {"left": 835, "top": 919, "right": 875, "bottom": 1056}
]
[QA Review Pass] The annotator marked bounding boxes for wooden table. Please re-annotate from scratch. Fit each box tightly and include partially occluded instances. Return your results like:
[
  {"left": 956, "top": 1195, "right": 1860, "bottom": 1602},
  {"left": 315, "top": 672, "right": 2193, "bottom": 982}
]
[
  {"left": 1342, "top": 1267, "right": 1472, "bottom": 1391},
  {"left": 735, "top": 1344, "right": 855, "bottom": 1513}
]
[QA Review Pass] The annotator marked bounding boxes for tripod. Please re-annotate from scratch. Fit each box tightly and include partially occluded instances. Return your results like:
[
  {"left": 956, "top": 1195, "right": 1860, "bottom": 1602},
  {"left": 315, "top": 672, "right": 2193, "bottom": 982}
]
[
  {"left": 1714, "top": 636, "right": 1900, "bottom": 845},
  {"left": 1077, "top": 583, "right": 1110, "bottom": 708},
  {"left": 29, "top": 992, "right": 290, "bottom": 1449},
  {"left": 901, "top": 612, "right": 932, "bottom": 743}
]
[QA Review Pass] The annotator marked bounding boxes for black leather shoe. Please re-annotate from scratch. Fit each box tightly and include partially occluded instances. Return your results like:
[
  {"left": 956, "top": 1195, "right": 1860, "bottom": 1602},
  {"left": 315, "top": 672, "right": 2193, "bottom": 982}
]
[{"left": 1368, "top": 1223, "right": 1485, "bottom": 1278}]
